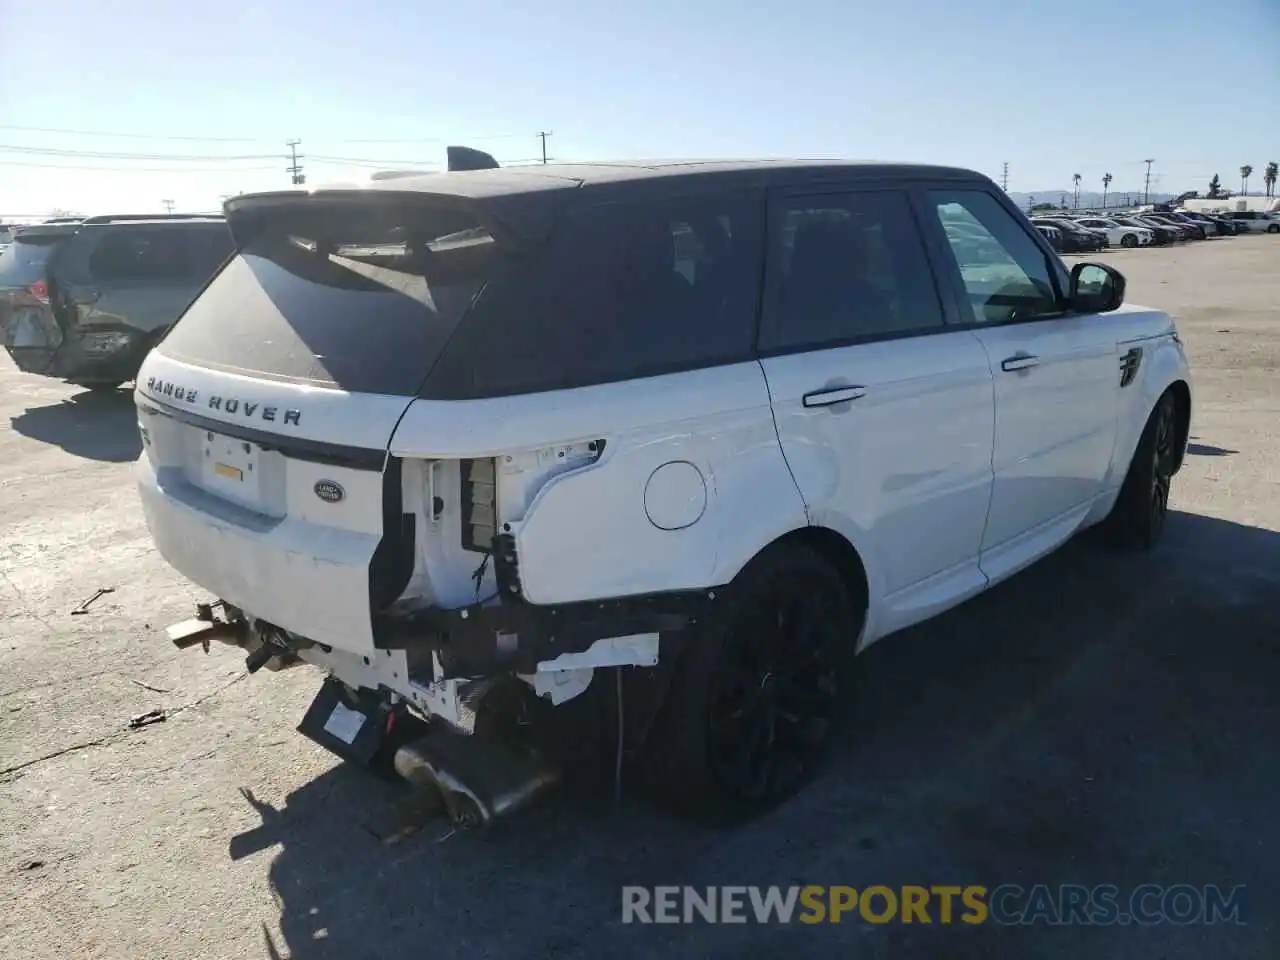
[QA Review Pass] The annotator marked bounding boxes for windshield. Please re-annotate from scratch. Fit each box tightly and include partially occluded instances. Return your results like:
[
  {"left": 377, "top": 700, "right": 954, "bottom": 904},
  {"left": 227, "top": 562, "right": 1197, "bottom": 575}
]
[{"left": 159, "top": 201, "right": 500, "bottom": 395}]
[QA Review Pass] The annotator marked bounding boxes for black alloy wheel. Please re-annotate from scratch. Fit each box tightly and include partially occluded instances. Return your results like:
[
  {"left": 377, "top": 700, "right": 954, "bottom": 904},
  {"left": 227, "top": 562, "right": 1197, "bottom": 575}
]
[
  {"left": 1104, "top": 391, "right": 1179, "bottom": 550},
  {"left": 1147, "top": 394, "right": 1177, "bottom": 543},
  {"left": 644, "top": 542, "right": 859, "bottom": 823},
  {"left": 705, "top": 576, "right": 843, "bottom": 805}
]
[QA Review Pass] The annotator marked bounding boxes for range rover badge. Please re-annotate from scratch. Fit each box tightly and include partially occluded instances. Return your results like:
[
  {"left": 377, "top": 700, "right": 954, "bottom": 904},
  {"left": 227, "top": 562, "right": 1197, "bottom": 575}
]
[{"left": 314, "top": 480, "right": 345, "bottom": 504}]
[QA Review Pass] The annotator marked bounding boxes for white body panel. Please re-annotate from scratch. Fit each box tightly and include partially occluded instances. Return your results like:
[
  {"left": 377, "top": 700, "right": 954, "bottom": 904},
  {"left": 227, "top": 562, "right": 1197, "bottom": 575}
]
[
  {"left": 758, "top": 331, "right": 996, "bottom": 643},
  {"left": 391, "top": 362, "right": 806, "bottom": 605}
]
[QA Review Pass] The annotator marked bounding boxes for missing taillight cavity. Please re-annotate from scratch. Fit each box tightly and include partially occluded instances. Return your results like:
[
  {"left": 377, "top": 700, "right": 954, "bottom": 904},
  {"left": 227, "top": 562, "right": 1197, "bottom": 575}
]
[
  {"left": 461, "top": 458, "right": 497, "bottom": 553},
  {"left": 28, "top": 280, "right": 50, "bottom": 304}
]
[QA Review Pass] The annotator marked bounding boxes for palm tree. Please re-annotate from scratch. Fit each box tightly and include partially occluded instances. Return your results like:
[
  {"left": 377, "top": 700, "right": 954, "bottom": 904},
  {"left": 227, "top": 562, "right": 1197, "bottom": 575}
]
[
  {"left": 1265, "top": 162, "right": 1279, "bottom": 199},
  {"left": 1101, "top": 172, "right": 1113, "bottom": 209},
  {"left": 1240, "top": 165, "right": 1253, "bottom": 196},
  {"left": 1072, "top": 173, "right": 1082, "bottom": 209}
]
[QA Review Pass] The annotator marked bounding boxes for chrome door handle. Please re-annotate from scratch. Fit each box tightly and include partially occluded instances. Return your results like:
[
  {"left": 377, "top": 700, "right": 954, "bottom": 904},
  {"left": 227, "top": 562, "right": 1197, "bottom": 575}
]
[
  {"left": 802, "top": 385, "right": 867, "bottom": 408},
  {"left": 1000, "top": 354, "right": 1040, "bottom": 372}
]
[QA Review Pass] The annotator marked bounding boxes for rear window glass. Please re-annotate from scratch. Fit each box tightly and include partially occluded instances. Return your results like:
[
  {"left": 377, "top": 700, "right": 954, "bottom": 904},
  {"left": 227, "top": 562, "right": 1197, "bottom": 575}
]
[
  {"left": 0, "top": 233, "right": 71, "bottom": 284},
  {"left": 159, "top": 201, "right": 494, "bottom": 395},
  {"left": 424, "top": 192, "right": 763, "bottom": 399}
]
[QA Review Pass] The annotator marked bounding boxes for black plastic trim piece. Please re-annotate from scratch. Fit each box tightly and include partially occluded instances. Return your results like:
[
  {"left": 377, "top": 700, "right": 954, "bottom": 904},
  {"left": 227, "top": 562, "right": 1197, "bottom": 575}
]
[
  {"left": 369, "top": 456, "right": 417, "bottom": 614},
  {"left": 372, "top": 589, "right": 718, "bottom": 677},
  {"left": 138, "top": 395, "right": 387, "bottom": 471}
]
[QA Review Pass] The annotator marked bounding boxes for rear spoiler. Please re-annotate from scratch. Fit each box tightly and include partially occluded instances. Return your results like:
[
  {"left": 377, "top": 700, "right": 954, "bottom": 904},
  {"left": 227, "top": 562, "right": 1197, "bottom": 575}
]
[{"left": 446, "top": 146, "right": 499, "bottom": 171}]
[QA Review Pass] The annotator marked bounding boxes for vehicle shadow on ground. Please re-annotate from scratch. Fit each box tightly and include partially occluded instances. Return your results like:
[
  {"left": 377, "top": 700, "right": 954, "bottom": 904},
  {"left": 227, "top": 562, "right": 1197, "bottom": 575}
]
[
  {"left": 235, "top": 511, "right": 1280, "bottom": 960},
  {"left": 9, "top": 388, "right": 141, "bottom": 462}
]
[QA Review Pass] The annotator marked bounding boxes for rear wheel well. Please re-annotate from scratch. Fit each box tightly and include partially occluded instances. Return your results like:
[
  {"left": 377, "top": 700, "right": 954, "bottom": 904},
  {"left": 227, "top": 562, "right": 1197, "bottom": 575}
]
[
  {"left": 1168, "top": 379, "right": 1191, "bottom": 473},
  {"left": 771, "top": 527, "right": 869, "bottom": 621}
]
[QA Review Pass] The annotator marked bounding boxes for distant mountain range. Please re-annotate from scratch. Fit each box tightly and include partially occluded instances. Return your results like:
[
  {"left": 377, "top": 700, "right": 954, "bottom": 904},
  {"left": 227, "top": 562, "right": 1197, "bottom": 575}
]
[{"left": 1006, "top": 190, "right": 1178, "bottom": 210}]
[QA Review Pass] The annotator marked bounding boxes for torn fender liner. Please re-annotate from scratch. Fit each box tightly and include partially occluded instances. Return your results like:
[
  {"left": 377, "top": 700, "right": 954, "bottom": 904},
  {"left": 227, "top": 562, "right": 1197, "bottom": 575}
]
[{"left": 373, "top": 588, "right": 719, "bottom": 677}]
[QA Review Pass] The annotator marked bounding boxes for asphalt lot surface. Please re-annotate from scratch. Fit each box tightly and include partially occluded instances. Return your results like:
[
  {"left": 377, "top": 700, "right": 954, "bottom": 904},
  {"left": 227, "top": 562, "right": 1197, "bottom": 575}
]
[{"left": 2, "top": 235, "right": 1277, "bottom": 959}]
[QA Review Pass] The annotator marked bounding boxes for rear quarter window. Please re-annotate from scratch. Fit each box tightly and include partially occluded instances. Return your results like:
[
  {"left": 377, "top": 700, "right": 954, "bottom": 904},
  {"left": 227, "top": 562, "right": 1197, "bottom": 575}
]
[{"left": 424, "top": 191, "right": 764, "bottom": 399}]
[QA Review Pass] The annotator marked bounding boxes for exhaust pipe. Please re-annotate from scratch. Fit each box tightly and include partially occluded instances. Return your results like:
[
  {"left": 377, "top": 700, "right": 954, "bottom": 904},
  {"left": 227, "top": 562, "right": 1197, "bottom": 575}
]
[{"left": 393, "top": 727, "right": 561, "bottom": 829}]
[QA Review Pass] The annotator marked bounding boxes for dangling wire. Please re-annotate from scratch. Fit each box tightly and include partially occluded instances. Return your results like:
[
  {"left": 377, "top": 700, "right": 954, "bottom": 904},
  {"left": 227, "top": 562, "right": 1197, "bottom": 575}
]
[
  {"left": 615, "top": 669, "right": 625, "bottom": 804},
  {"left": 470, "top": 551, "right": 491, "bottom": 600}
]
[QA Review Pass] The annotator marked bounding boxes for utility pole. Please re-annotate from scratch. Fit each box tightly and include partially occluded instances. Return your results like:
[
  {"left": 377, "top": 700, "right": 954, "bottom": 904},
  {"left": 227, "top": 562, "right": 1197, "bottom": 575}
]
[
  {"left": 537, "top": 130, "right": 553, "bottom": 165},
  {"left": 1143, "top": 159, "right": 1155, "bottom": 205},
  {"left": 1001, "top": 162, "right": 1009, "bottom": 192},
  {"left": 286, "top": 139, "right": 306, "bottom": 185},
  {"left": 162, "top": 199, "right": 175, "bottom": 214}
]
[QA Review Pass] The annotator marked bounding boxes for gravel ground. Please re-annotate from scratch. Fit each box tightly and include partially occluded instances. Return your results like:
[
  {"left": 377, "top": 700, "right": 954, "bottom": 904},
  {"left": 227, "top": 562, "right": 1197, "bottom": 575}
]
[{"left": 1, "top": 235, "right": 1277, "bottom": 959}]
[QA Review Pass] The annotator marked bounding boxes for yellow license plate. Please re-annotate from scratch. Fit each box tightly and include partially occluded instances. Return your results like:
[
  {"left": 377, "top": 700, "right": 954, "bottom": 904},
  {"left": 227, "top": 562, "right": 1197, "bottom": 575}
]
[{"left": 214, "top": 462, "right": 244, "bottom": 482}]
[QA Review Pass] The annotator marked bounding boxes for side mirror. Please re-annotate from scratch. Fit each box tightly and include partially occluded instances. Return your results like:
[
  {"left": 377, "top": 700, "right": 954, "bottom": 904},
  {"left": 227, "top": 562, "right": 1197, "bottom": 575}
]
[{"left": 1069, "top": 262, "right": 1125, "bottom": 313}]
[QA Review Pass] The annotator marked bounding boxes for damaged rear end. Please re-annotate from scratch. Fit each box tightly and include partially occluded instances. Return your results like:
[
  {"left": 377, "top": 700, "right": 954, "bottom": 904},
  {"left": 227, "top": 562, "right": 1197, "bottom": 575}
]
[
  {"left": 137, "top": 178, "right": 691, "bottom": 825},
  {"left": 0, "top": 224, "right": 73, "bottom": 374}
]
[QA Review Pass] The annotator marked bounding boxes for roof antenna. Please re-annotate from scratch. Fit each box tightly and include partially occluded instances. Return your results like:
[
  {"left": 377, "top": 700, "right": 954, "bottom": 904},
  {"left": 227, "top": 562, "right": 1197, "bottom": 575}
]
[{"left": 447, "top": 146, "right": 500, "bottom": 172}]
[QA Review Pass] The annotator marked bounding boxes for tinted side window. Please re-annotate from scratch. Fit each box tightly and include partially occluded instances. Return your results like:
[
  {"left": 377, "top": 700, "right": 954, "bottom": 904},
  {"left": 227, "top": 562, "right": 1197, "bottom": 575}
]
[
  {"left": 88, "top": 229, "right": 189, "bottom": 282},
  {"left": 930, "top": 190, "right": 1061, "bottom": 326},
  {"left": 426, "top": 192, "right": 763, "bottom": 399},
  {"left": 759, "top": 190, "right": 945, "bottom": 353}
]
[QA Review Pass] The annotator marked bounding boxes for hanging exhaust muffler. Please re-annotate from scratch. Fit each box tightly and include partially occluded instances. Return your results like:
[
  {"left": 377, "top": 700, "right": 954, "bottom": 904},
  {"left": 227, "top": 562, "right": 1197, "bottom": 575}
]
[{"left": 393, "top": 726, "right": 561, "bottom": 829}]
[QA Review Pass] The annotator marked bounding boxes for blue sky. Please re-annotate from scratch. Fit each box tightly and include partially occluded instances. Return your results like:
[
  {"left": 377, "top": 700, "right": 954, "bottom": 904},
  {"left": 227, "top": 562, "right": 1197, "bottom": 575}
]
[{"left": 0, "top": 0, "right": 1276, "bottom": 217}]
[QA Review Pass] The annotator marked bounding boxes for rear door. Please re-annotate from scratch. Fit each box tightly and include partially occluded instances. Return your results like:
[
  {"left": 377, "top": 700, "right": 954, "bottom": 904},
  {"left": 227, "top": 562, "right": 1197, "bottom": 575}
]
[
  {"left": 135, "top": 195, "right": 501, "bottom": 651},
  {"left": 757, "top": 184, "right": 996, "bottom": 635}
]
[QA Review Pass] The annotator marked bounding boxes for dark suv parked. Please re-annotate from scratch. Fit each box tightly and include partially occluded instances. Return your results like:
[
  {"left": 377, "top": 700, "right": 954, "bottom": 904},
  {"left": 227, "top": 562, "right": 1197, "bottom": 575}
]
[
  {"left": 1030, "top": 217, "right": 1106, "bottom": 253},
  {"left": 0, "top": 214, "right": 232, "bottom": 390}
]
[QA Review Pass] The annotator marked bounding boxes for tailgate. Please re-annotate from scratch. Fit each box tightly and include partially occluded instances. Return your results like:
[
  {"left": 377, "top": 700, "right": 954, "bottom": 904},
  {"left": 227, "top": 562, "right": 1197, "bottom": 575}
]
[
  {"left": 136, "top": 352, "right": 415, "bottom": 652},
  {"left": 134, "top": 192, "right": 502, "bottom": 652}
]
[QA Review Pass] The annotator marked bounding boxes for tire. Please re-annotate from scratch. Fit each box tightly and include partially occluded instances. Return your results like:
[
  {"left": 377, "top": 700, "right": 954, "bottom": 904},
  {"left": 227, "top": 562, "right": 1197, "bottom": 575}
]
[
  {"left": 1102, "top": 391, "right": 1178, "bottom": 550},
  {"left": 1268, "top": 224, "right": 1279, "bottom": 234},
  {"left": 1121, "top": 233, "right": 1138, "bottom": 248},
  {"left": 642, "top": 541, "right": 860, "bottom": 824}
]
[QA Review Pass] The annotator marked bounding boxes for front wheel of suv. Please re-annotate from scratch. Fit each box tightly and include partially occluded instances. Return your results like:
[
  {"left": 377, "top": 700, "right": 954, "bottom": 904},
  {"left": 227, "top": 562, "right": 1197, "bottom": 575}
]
[
  {"left": 1102, "top": 391, "right": 1178, "bottom": 550},
  {"left": 1268, "top": 224, "right": 1279, "bottom": 234},
  {"left": 643, "top": 541, "right": 860, "bottom": 824},
  {"left": 1121, "top": 233, "right": 1138, "bottom": 248}
]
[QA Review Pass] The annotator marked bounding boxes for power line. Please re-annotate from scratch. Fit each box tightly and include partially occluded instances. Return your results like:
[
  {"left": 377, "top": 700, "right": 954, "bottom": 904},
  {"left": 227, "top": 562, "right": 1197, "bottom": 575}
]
[
  {"left": 0, "top": 123, "right": 530, "bottom": 145},
  {"left": 309, "top": 154, "right": 439, "bottom": 166},
  {"left": 0, "top": 123, "right": 266, "bottom": 142},
  {"left": 0, "top": 143, "right": 280, "bottom": 161},
  {"left": 0, "top": 159, "right": 278, "bottom": 172}
]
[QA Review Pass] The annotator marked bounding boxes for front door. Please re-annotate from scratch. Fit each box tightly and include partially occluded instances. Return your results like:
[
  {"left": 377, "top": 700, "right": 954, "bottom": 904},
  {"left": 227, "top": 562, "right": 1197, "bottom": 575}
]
[
  {"left": 922, "top": 188, "right": 1119, "bottom": 579},
  {"left": 758, "top": 186, "right": 996, "bottom": 638}
]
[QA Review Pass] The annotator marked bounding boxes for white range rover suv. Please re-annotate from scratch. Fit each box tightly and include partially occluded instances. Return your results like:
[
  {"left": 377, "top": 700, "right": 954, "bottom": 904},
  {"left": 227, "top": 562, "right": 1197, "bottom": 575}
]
[{"left": 134, "top": 159, "right": 1192, "bottom": 825}]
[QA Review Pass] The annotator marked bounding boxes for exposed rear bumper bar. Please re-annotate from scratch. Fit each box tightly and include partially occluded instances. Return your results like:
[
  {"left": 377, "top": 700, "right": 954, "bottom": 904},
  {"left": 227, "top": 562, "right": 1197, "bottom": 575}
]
[{"left": 374, "top": 589, "right": 719, "bottom": 677}]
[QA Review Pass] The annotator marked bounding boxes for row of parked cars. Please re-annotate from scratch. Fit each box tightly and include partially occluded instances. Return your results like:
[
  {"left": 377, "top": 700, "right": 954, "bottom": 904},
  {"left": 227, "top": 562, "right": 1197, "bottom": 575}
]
[
  {"left": 1030, "top": 209, "right": 1279, "bottom": 253},
  {"left": 0, "top": 214, "right": 232, "bottom": 389}
]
